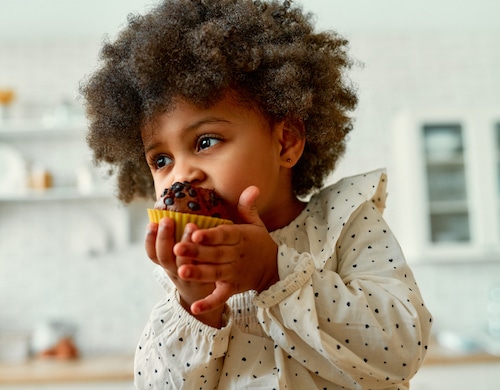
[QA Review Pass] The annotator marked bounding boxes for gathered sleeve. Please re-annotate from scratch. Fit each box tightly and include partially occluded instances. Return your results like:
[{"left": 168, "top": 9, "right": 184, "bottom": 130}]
[
  {"left": 255, "top": 169, "right": 433, "bottom": 389},
  {"left": 134, "top": 268, "right": 232, "bottom": 389},
  {"left": 134, "top": 169, "right": 432, "bottom": 389}
]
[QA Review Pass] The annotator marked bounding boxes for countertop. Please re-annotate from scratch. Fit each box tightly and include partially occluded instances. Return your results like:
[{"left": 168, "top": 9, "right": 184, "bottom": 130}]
[
  {"left": 424, "top": 339, "right": 500, "bottom": 366},
  {"left": 0, "top": 355, "right": 134, "bottom": 385},
  {"left": 1, "top": 341, "right": 499, "bottom": 385}
]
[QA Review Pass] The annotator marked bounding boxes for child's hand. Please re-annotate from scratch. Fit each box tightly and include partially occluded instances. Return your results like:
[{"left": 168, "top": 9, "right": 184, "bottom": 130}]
[
  {"left": 174, "top": 186, "right": 279, "bottom": 315},
  {"left": 145, "top": 218, "right": 219, "bottom": 325}
]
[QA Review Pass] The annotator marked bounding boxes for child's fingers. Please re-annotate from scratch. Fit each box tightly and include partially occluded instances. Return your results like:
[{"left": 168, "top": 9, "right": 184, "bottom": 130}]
[
  {"left": 154, "top": 217, "right": 176, "bottom": 265},
  {"left": 177, "top": 262, "right": 234, "bottom": 282},
  {"left": 175, "top": 237, "right": 239, "bottom": 266},
  {"left": 190, "top": 223, "right": 241, "bottom": 246},
  {"left": 237, "top": 185, "right": 262, "bottom": 225},
  {"left": 190, "top": 283, "right": 233, "bottom": 315},
  {"left": 189, "top": 186, "right": 264, "bottom": 246},
  {"left": 173, "top": 223, "right": 200, "bottom": 266},
  {"left": 144, "top": 222, "right": 159, "bottom": 264},
  {"left": 180, "top": 222, "right": 198, "bottom": 242}
]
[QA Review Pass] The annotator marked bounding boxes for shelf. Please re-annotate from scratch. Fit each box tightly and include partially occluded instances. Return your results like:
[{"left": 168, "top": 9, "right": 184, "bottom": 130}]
[
  {"left": 429, "top": 200, "right": 469, "bottom": 214},
  {"left": 0, "top": 187, "right": 112, "bottom": 202},
  {"left": 425, "top": 154, "right": 465, "bottom": 166},
  {"left": 0, "top": 120, "right": 86, "bottom": 140}
]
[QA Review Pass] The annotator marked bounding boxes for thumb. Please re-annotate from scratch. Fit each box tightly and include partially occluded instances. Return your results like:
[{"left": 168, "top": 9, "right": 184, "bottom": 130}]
[{"left": 237, "top": 186, "right": 262, "bottom": 225}]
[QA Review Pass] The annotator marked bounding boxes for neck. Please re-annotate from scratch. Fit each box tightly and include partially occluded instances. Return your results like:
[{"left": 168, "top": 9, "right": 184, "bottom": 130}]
[{"left": 263, "top": 194, "right": 306, "bottom": 232}]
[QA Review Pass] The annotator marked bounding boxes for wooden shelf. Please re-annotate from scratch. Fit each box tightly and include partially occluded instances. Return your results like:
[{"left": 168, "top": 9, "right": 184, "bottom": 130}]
[{"left": 0, "top": 355, "right": 133, "bottom": 385}]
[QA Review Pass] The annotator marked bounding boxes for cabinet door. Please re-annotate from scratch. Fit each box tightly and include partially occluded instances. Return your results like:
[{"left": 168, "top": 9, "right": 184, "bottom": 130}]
[
  {"left": 422, "top": 124, "right": 470, "bottom": 243},
  {"left": 390, "top": 110, "right": 500, "bottom": 261},
  {"left": 496, "top": 123, "right": 500, "bottom": 237}
]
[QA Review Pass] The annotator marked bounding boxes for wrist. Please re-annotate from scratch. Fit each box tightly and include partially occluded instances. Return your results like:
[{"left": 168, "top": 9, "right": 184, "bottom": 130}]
[
  {"left": 256, "top": 271, "right": 279, "bottom": 293},
  {"left": 256, "top": 241, "right": 280, "bottom": 294},
  {"left": 179, "top": 295, "right": 225, "bottom": 328},
  {"left": 256, "top": 244, "right": 279, "bottom": 293}
]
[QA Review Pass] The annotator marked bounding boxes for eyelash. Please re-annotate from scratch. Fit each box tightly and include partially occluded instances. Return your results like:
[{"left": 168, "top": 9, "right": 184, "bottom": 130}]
[
  {"left": 196, "top": 134, "right": 221, "bottom": 151},
  {"left": 148, "top": 134, "right": 221, "bottom": 170},
  {"left": 150, "top": 154, "right": 172, "bottom": 170}
]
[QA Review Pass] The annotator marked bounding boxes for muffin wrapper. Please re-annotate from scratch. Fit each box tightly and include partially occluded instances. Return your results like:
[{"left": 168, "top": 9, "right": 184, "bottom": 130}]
[{"left": 147, "top": 209, "right": 233, "bottom": 242}]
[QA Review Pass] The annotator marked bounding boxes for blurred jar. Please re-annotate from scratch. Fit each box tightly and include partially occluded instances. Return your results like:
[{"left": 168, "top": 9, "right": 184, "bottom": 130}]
[
  {"left": 31, "top": 320, "right": 78, "bottom": 359},
  {"left": 0, "top": 331, "right": 30, "bottom": 363},
  {"left": 28, "top": 164, "right": 53, "bottom": 190}
]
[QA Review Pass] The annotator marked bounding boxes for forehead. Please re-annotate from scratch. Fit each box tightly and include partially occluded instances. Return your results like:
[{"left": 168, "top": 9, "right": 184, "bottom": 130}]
[{"left": 141, "top": 92, "right": 269, "bottom": 139}]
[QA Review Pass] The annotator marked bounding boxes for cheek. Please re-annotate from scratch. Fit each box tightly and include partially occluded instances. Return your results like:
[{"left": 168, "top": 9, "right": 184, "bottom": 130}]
[
  {"left": 153, "top": 185, "right": 163, "bottom": 200},
  {"left": 216, "top": 160, "right": 275, "bottom": 205},
  {"left": 217, "top": 174, "right": 249, "bottom": 205},
  {"left": 151, "top": 173, "right": 170, "bottom": 199},
  {"left": 154, "top": 187, "right": 163, "bottom": 199}
]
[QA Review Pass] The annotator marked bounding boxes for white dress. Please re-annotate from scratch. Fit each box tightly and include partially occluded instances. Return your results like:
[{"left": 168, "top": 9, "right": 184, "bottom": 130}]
[{"left": 134, "top": 169, "right": 433, "bottom": 389}]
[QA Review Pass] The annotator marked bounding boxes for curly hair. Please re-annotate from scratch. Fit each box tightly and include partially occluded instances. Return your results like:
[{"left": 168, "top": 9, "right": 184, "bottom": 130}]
[{"left": 80, "top": 0, "right": 357, "bottom": 203}]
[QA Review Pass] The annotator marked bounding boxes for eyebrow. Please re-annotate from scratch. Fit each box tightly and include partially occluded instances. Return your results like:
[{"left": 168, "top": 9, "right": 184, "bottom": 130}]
[
  {"left": 143, "top": 116, "right": 230, "bottom": 153},
  {"left": 185, "top": 117, "right": 230, "bottom": 132}
]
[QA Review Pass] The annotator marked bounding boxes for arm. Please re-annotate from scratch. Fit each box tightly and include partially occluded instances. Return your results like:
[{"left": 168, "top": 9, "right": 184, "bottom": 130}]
[
  {"left": 136, "top": 186, "right": 277, "bottom": 389},
  {"left": 255, "top": 202, "right": 433, "bottom": 388},
  {"left": 134, "top": 286, "right": 232, "bottom": 389},
  {"left": 144, "top": 218, "right": 225, "bottom": 328}
]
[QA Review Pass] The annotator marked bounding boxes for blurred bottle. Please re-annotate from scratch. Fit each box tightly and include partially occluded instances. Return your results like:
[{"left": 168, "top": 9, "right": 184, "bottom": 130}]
[{"left": 0, "top": 88, "right": 15, "bottom": 125}]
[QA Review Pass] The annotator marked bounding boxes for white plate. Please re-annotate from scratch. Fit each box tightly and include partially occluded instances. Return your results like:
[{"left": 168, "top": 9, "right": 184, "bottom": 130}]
[{"left": 0, "top": 143, "right": 27, "bottom": 194}]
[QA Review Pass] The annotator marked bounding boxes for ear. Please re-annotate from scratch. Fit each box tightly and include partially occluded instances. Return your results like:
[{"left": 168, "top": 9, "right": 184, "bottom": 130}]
[{"left": 276, "top": 118, "right": 306, "bottom": 168}]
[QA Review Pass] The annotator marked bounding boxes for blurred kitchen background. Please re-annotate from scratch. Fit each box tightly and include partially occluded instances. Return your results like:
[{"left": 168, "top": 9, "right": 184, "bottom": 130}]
[{"left": 0, "top": 0, "right": 499, "bottom": 388}]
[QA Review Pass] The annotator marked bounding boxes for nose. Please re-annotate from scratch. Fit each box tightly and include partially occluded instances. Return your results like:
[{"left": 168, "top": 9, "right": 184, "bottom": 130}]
[{"left": 171, "top": 156, "right": 205, "bottom": 185}]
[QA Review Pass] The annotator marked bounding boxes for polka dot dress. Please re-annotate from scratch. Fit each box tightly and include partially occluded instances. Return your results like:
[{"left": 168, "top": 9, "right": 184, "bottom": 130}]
[{"left": 134, "top": 169, "right": 433, "bottom": 389}]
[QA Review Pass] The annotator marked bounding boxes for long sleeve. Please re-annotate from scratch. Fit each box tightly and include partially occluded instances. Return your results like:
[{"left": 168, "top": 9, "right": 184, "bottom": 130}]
[
  {"left": 134, "top": 169, "right": 432, "bottom": 389},
  {"left": 254, "top": 170, "right": 432, "bottom": 389},
  {"left": 256, "top": 202, "right": 431, "bottom": 388},
  {"left": 134, "top": 276, "right": 232, "bottom": 389}
]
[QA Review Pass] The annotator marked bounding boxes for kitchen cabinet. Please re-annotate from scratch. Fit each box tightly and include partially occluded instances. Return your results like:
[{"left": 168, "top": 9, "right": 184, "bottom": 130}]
[
  {"left": 391, "top": 109, "right": 500, "bottom": 262},
  {"left": 0, "top": 122, "right": 105, "bottom": 197},
  {"left": 422, "top": 123, "right": 469, "bottom": 243},
  {"left": 0, "top": 121, "right": 148, "bottom": 255}
]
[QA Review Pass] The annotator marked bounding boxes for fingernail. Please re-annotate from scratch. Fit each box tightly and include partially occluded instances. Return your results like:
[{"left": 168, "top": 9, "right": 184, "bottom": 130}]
[
  {"left": 191, "top": 305, "right": 201, "bottom": 315},
  {"left": 182, "top": 227, "right": 192, "bottom": 240},
  {"left": 181, "top": 267, "right": 191, "bottom": 278},
  {"left": 145, "top": 224, "right": 157, "bottom": 236}
]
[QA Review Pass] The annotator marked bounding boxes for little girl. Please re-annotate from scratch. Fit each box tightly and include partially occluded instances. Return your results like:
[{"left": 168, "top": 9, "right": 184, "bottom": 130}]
[{"left": 81, "top": 0, "right": 432, "bottom": 389}]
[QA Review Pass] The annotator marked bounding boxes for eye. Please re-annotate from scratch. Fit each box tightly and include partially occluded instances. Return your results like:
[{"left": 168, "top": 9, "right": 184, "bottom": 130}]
[
  {"left": 196, "top": 135, "right": 220, "bottom": 151},
  {"left": 154, "top": 155, "right": 173, "bottom": 169}
]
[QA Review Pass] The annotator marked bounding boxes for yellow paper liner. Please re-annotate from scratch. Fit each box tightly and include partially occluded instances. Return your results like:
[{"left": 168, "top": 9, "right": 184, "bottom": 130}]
[{"left": 147, "top": 209, "right": 233, "bottom": 242}]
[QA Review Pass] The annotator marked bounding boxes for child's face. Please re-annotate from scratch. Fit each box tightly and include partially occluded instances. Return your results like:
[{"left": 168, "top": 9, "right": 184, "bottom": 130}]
[{"left": 142, "top": 94, "right": 296, "bottom": 227}]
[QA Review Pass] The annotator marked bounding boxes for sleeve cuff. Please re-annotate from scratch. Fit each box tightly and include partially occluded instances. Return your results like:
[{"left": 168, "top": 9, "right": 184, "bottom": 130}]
[{"left": 253, "top": 257, "right": 315, "bottom": 309}]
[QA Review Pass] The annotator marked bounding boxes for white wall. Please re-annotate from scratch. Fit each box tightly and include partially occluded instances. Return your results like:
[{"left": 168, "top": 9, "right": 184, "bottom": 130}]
[
  {"left": 0, "top": 0, "right": 155, "bottom": 40},
  {"left": 2, "top": 0, "right": 499, "bottom": 40}
]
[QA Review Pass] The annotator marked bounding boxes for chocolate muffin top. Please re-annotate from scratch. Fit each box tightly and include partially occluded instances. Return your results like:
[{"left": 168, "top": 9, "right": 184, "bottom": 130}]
[{"left": 154, "top": 182, "right": 236, "bottom": 222}]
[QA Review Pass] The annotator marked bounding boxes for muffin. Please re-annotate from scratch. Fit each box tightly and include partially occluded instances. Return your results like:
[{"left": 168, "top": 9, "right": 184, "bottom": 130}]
[{"left": 147, "top": 182, "right": 235, "bottom": 242}]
